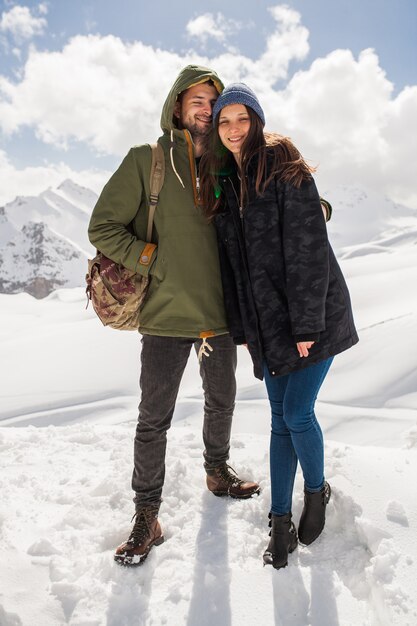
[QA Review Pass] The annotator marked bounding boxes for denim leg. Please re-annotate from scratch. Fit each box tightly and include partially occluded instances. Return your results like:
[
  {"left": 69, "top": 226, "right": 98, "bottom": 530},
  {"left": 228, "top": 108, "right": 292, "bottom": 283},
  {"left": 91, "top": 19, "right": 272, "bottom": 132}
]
[
  {"left": 132, "top": 335, "right": 193, "bottom": 508},
  {"left": 264, "top": 370, "right": 298, "bottom": 515},
  {"left": 282, "top": 358, "right": 333, "bottom": 493},
  {"left": 194, "top": 334, "right": 237, "bottom": 470},
  {"left": 264, "top": 357, "right": 333, "bottom": 515}
]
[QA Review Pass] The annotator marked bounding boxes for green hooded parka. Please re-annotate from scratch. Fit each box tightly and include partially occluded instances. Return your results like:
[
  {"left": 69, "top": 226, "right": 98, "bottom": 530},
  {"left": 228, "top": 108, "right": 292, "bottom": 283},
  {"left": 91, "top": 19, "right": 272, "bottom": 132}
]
[{"left": 88, "top": 65, "right": 228, "bottom": 338}]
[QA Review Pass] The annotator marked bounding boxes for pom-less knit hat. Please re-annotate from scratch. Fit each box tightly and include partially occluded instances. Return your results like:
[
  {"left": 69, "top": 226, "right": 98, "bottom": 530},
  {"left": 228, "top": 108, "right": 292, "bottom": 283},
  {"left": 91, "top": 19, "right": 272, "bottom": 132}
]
[{"left": 212, "top": 82, "right": 265, "bottom": 126}]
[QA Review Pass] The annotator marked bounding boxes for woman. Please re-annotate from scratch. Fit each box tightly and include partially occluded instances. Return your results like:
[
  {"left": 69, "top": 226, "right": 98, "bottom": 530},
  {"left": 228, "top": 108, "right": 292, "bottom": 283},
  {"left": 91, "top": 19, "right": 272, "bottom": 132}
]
[{"left": 200, "top": 84, "right": 358, "bottom": 569}]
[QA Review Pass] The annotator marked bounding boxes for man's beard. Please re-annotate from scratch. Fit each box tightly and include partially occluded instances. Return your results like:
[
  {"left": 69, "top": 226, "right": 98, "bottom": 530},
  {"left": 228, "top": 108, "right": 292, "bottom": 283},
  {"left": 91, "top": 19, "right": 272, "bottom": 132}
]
[{"left": 187, "top": 121, "right": 212, "bottom": 139}]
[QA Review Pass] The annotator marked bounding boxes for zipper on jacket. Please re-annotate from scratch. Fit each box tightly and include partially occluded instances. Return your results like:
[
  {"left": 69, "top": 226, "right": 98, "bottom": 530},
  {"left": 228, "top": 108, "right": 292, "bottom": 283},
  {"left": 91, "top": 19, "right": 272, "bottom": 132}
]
[
  {"left": 230, "top": 178, "right": 243, "bottom": 222},
  {"left": 228, "top": 177, "right": 250, "bottom": 272},
  {"left": 184, "top": 130, "right": 199, "bottom": 205},
  {"left": 225, "top": 176, "right": 264, "bottom": 369}
]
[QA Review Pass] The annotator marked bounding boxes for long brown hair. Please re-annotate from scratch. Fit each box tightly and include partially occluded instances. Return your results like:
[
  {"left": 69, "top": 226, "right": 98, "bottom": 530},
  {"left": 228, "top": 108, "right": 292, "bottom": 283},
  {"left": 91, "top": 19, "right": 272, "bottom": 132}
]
[{"left": 199, "top": 107, "right": 315, "bottom": 220}]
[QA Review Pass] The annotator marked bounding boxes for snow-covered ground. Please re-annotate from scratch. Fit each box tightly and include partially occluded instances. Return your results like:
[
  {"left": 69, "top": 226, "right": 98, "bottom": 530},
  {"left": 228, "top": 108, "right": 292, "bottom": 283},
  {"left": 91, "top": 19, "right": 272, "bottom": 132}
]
[{"left": 1, "top": 201, "right": 417, "bottom": 625}]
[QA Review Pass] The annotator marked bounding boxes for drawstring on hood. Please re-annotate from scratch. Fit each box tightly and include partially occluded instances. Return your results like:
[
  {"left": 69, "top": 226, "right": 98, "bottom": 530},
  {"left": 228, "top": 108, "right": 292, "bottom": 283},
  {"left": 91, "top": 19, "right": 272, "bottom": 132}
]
[{"left": 170, "top": 130, "right": 185, "bottom": 188}]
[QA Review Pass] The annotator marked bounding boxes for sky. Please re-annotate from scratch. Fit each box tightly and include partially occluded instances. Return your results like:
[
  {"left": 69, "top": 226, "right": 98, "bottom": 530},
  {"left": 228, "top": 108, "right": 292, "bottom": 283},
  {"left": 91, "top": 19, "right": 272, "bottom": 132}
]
[{"left": 0, "top": 0, "right": 416, "bottom": 208}]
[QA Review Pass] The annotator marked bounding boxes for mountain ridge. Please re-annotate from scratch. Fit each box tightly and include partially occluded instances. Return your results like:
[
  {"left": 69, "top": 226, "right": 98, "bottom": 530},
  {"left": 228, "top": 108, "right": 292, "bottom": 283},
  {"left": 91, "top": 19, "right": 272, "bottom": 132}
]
[{"left": 1, "top": 179, "right": 415, "bottom": 298}]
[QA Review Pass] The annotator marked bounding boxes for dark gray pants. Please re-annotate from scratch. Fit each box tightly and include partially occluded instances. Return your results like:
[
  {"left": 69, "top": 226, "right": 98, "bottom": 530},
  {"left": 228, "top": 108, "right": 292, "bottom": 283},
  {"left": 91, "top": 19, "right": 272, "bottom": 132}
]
[{"left": 132, "top": 334, "right": 237, "bottom": 508}]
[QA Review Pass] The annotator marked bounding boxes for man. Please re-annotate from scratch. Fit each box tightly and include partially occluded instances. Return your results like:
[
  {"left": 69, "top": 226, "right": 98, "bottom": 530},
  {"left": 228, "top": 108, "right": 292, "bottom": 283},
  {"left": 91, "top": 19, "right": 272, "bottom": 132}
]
[{"left": 88, "top": 65, "right": 260, "bottom": 567}]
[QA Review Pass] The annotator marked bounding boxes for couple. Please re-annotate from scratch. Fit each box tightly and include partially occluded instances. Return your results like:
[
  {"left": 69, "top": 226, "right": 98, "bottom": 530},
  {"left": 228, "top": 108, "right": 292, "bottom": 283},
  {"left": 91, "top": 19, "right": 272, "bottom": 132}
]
[{"left": 88, "top": 65, "right": 358, "bottom": 570}]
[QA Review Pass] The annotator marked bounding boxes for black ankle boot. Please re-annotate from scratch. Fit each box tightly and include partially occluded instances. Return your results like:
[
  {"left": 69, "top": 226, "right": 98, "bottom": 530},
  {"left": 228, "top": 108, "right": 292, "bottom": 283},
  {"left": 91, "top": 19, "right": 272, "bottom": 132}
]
[
  {"left": 298, "top": 481, "right": 331, "bottom": 546},
  {"left": 263, "top": 512, "right": 298, "bottom": 569}
]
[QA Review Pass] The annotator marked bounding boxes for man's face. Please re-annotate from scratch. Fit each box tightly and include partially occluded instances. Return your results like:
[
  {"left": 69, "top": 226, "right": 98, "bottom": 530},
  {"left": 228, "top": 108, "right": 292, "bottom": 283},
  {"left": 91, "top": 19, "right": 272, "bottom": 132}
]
[{"left": 174, "top": 82, "right": 219, "bottom": 139}]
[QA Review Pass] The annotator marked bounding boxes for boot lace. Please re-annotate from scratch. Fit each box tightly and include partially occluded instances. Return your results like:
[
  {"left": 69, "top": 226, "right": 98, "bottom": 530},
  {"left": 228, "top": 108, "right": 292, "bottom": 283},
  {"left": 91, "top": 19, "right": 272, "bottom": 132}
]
[
  {"left": 216, "top": 464, "right": 244, "bottom": 487},
  {"left": 128, "top": 507, "right": 157, "bottom": 547}
]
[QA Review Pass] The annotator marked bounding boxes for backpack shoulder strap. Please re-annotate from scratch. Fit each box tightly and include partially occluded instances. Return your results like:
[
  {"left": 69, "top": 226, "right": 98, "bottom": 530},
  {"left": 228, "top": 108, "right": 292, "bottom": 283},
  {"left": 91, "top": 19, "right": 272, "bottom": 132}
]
[
  {"left": 146, "top": 142, "right": 165, "bottom": 242},
  {"left": 320, "top": 197, "right": 332, "bottom": 222}
]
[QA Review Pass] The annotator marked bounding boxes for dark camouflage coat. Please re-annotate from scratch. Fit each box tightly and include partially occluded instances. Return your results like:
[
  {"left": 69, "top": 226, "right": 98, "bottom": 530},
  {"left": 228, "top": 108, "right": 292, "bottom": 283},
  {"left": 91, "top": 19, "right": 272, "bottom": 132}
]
[{"left": 214, "top": 160, "right": 359, "bottom": 380}]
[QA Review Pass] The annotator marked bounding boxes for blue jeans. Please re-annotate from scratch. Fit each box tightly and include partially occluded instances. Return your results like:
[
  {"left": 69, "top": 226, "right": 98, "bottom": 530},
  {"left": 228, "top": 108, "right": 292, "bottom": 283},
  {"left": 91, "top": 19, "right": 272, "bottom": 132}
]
[{"left": 264, "top": 357, "right": 333, "bottom": 516}]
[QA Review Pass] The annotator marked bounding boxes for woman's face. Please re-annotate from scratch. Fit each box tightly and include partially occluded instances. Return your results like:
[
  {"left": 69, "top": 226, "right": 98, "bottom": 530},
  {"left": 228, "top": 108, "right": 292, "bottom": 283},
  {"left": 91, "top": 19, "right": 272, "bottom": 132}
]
[{"left": 217, "top": 104, "right": 251, "bottom": 161}]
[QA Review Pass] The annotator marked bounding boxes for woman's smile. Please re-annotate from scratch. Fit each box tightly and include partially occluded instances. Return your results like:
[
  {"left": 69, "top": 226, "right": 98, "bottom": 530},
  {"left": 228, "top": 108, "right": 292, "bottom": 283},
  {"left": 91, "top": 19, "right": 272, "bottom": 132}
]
[{"left": 217, "top": 103, "right": 251, "bottom": 162}]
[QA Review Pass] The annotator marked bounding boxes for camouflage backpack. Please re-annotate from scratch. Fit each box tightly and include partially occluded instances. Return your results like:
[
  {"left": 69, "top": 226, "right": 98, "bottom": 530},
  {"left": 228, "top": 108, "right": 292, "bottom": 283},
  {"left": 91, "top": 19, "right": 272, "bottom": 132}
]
[{"left": 85, "top": 142, "right": 165, "bottom": 330}]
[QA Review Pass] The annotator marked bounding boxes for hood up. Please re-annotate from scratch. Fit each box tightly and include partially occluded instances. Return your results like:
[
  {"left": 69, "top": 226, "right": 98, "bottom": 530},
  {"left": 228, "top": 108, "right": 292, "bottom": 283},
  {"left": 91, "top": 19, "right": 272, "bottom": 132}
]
[{"left": 160, "top": 65, "right": 224, "bottom": 133}]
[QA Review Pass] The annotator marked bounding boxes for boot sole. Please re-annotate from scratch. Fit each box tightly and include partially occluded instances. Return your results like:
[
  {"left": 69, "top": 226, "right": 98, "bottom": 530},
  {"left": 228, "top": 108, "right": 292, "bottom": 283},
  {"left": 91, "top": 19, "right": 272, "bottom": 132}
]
[
  {"left": 263, "top": 540, "right": 298, "bottom": 569},
  {"left": 114, "top": 535, "right": 165, "bottom": 567},
  {"left": 210, "top": 487, "right": 261, "bottom": 499}
]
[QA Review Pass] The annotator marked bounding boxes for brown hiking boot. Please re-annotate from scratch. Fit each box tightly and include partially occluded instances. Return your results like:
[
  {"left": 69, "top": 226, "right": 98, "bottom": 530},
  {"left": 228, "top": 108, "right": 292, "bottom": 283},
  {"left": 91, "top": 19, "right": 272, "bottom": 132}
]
[
  {"left": 114, "top": 505, "right": 164, "bottom": 567},
  {"left": 206, "top": 463, "right": 260, "bottom": 499}
]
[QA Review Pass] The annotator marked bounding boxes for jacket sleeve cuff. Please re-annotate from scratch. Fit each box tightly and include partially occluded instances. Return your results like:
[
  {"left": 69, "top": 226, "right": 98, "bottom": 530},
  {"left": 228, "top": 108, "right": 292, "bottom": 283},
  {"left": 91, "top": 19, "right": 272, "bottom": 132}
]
[
  {"left": 135, "top": 243, "right": 158, "bottom": 277},
  {"left": 294, "top": 333, "right": 320, "bottom": 343}
]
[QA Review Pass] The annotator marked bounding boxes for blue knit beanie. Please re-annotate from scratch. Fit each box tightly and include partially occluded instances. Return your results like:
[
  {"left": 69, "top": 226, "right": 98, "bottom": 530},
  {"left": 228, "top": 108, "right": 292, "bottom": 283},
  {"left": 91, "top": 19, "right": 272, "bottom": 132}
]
[{"left": 212, "top": 82, "right": 265, "bottom": 126}]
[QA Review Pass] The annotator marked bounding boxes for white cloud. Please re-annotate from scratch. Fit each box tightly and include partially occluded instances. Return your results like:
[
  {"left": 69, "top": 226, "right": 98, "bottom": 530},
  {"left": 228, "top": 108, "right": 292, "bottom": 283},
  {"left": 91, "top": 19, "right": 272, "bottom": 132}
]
[
  {"left": 251, "top": 4, "right": 309, "bottom": 87},
  {"left": 0, "top": 4, "right": 416, "bottom": 208},
  {"left": 0, "top": 6, "right": 309, "bottom": 154},
  {"left": 0, "top": 5, "right": 47, "bottom": 42},
  {"left": 0, "top": 35, "right": 187, "bottom": 154},
  {"left": 0, "top": 150, "right": 110, "bottom": 207},
  {"left": 257, "top": 47, "right": 417, "bottom": 208},
  {"left": 185, "top": 6, "right": 307, "bottom": 81},
  {"left": 186, "top": 12, "right": 241, "bottom": 45}
]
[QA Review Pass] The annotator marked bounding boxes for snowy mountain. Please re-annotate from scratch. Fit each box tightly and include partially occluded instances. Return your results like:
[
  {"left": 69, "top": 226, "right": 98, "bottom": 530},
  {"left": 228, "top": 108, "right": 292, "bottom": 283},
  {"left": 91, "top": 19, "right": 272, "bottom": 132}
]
[
  {"left": 0, "top": 180, "right": 97, "bottom": 298},
  {"left": 0, "top": 221, "right": 87, "bottom": 298}
]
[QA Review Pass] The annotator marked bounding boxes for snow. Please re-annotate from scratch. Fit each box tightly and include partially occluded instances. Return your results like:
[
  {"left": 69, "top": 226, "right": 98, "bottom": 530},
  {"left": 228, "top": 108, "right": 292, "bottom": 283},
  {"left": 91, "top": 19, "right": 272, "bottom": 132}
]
[{"left": 1, "top": 189, "right": 417, "bottom": 625}]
